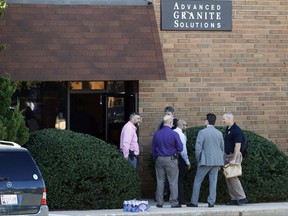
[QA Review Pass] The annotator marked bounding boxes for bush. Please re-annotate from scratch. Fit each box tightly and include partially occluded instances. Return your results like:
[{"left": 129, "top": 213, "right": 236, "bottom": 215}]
[
  {"left": 0, "top": 76, "right": 29, "bottom": 145},
  {"left": 184, "top": 126, "right": 288, "bottom": 203},
  {"left": 25, "top": 129, "right": 141, "bottom": 210}
]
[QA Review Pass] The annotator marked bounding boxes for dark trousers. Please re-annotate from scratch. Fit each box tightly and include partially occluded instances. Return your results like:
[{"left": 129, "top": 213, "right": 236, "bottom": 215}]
[{"left": 178, "top": 157, "right": 186, "bottom": 203}]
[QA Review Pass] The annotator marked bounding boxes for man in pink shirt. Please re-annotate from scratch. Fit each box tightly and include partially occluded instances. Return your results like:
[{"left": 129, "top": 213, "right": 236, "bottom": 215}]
[{"left": 120, "top": 112, "right": 141, "bottom": 170}]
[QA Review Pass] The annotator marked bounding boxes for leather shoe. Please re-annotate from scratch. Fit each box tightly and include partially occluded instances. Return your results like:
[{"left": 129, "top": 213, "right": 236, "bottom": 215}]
[
  {"left": 186, "top": 202, "right": 198, "bottom": 207},
  {"left": 226, "top": 200, "right": 240, "bottom": 206},
  {"left": 171, "top": 204, "right": 182, "bottom": 208},
  {"left": 239, "top": 198, "right": 248, "bottom": 205},
  {"left": 179, "top": 200, "right": 189, "bottom": 205},
  {"left": 156, "top": 204, "right": 163, "bottom": 208},
  {"left": 208, "top": 203, "right": 214, "bottom": 208}
]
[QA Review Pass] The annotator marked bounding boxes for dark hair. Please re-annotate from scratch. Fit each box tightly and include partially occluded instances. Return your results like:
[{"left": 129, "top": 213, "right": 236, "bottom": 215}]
[
  {"left": 131, "top": 112, "right": 140, "bottom": 115},
  {"left": 164, "top": 106, "right": 174, "bottom": 113},
  {"left": 130, "top": 112, "right": 140, "bottom": 119},
  {"left": 206, "top": 113, "right": 216, "bottom": 125}
]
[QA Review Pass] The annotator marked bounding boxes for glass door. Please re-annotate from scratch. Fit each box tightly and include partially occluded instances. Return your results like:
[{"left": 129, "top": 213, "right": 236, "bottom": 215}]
[
  {"left": 69, "top": 93, "right": 104, "bottom": 138},
  {"left": 106, "top": 93, "right": 137, "bottom": 147},
  {"left": 68, "top": 81, "right": 138, "bottom": 148},
  {"left": 107, "top": 95, "right": 125, "bottom": 147}
]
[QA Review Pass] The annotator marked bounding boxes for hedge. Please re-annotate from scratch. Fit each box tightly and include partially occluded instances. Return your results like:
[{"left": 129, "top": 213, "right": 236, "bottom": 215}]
[
  {"left": 25, "top": 128, "right": 141, "bottom": 210},
  {"left": 184, "top": 126, "right": 288, "bottom": 203}
]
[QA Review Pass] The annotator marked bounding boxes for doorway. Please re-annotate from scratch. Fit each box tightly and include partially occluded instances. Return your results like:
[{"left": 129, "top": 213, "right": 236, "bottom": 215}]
[
  {"left": 68, "top": 81, "right": 138, "bottom": 148},
  {"left": 70, "top": 93, "right": 103, "bottom": 138},
  {"left": 19, "top": 81, "right": 138, "bottom": 148}
]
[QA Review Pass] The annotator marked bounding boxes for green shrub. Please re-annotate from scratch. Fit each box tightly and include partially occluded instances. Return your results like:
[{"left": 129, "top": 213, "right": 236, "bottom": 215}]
[
  {"left": 25, "top": 129, "right": 141, "bottom": 210},
  {"left": 184, "top": 126, "right": 288, "bottom": 203},
  {"left": 0, "top": 76, "right": 29, "bottom": 144}
]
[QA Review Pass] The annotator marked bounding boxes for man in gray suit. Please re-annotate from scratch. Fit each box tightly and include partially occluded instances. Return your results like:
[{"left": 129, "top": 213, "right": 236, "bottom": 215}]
[{"left": 187, "top": 113, "right": 224, "bottom": 208}]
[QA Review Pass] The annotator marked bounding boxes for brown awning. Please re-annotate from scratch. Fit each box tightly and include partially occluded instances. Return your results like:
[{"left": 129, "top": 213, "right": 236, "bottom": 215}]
[{"left": 0, "top": 4, "right": 166, "bottom": 81}]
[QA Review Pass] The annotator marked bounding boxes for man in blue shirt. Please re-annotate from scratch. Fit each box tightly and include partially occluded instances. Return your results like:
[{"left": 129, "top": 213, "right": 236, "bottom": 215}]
[
  {"left": 223, "top": 112, "right": 248, "bottom": 205},
  {"left": 152, "top": 115, "right": 183, "bottom": 208}
]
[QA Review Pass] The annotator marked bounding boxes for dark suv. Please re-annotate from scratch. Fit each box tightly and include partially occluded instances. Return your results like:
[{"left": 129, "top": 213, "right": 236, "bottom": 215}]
[{"left": 0, "top": 141, "right": 48, "bottom": 215}]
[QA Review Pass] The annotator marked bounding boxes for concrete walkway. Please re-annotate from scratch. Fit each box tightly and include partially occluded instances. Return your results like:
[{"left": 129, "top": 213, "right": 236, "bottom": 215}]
[{"left": 49, "top": 201, "right": 288, "bottom": 216}]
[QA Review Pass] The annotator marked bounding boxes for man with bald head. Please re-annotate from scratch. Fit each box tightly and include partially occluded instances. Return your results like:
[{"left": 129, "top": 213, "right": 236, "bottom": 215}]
[
  {"left": 174, "top": 119, "right": 191, "bottom": 205},
  {"left": 222, "top": 112, "right": 247, "bottom": 205},
  {"left": 152, "top": 115, "right": 183, "bottom": 208}
]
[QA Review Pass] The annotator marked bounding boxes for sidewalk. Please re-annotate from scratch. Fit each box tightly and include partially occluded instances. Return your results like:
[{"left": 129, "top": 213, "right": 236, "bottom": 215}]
[{"left": 49, "top": 201, "right": 288, "bottom": 216}]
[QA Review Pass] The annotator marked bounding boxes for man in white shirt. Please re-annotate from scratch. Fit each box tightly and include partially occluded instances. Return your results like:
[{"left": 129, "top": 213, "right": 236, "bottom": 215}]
[{"left": 174, "top": 120, "right": 191, "bottom": 205}]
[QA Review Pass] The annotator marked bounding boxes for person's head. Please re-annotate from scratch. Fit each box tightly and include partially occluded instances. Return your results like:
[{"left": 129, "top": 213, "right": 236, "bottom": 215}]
[
  {"left": 164, "top": 106, "right": 174, "bottom": 117},
  {"left": 177, "top": 119, "right": 187, "bottom": 132},
  {"left": 206, "top": 113, "right": 216, "bottom": 126},
  {"left": 129, "top": 112, "right": 141, "bottom": 126},
  {"left": 163, "top": 115, "right": 173, "bottom": 128},
  {"left": 222, "top": 112, "right": 234, "bottom": 127}
]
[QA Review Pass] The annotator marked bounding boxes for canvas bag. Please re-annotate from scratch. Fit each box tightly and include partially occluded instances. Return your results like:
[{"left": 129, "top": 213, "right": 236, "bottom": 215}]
[{"left": 223, "top": 163, "right": 242, "bottom": 179}]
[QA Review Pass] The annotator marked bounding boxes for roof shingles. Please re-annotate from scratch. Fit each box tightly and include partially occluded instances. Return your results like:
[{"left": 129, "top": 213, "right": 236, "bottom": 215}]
[{"left": 0, "top": 4, "right": 166, "bottom": 81}]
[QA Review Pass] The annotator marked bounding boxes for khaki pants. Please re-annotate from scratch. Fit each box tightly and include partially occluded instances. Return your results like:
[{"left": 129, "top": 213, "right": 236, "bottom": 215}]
[{"left": 224, "top": 153, "right": 246, "bottom": 200}]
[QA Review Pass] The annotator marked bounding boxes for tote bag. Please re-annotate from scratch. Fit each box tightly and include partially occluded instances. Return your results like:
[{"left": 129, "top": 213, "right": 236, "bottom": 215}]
[{"left": 223, "top": 163, "right": 242, "bottom": 179}]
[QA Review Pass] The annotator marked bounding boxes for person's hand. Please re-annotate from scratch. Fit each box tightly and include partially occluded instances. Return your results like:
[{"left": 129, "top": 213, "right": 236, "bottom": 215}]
[
  {"left": 187, "top": 164, "right": 191, "bottom": 170},
  {"left": 229, "top": 159, "right": 236, "bottom": 165}
]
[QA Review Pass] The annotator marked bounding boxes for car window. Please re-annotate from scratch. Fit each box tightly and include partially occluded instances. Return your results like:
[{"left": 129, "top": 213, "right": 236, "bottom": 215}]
[{"left": 0, "top": 151, "right": 42, "bottom": 181}]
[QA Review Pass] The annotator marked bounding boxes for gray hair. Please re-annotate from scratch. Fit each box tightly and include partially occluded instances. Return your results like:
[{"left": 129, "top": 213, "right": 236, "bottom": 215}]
[
  {"left": 223, "top": 112, "right": 234, "bottom": 119},
  {"left": 163, "top": 115, "right": 173, "bottom": 124}
]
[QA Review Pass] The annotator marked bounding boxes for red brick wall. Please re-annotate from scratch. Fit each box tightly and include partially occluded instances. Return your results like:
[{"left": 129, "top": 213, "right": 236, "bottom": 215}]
[{"left": 138, "top": 0, "right": 287, "bottom": 197}]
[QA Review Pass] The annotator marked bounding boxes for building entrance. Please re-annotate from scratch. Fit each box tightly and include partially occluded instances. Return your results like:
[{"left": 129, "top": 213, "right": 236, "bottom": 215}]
[
  {"left": 69, "top": 92, "right": 136, "bottom": 147},
  {"left": 19, "top": 81, "right": 138, "bottom": 148}
]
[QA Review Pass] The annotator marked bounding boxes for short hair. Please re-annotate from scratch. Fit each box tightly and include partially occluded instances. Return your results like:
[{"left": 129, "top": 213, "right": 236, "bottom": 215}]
[
  {"left": 164, "top": 106, "right": 174, "bottom": 113},
  {"left": 177, "top": 119, "right": 186, "bottom": 127},
  {"left": 163, "top": 115, "right": 173, "bottom": 124},
  {"left": 130, "top": 112, "right": 140, "bottom": 120},
  {"left": 223, "top": 112, "right": 234, "bottom": 120},
  {"left": 206, "top": 113, "right": 216, "bottom": 125}
]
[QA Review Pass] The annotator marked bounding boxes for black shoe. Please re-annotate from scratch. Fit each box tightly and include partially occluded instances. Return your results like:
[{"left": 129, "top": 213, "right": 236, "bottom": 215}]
[
  {"left": 179, "top": 200, "right": 189, "bottom": 205},
  {"left": 156, "top": 204, "right": 163, "bottom": 208},
  {"left": 171, "top": 204, "right": 182, "bottom": 208},
  {"left": 208, "top": 203, "right": 214, "bottom": 208},
  {"left": 239, "top": 198, "right": 248, "bottom": 205},
  {"left": 226, "top": 200, "right": 240, "bottom": 206},
  {"left": 186, "top": 202, "right": 198, "bottom": 207}
]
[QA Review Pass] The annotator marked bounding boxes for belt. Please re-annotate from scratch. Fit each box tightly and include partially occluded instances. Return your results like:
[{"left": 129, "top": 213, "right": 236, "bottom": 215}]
[{"left": 158, "top": 154, "right": 178, "bottom": 160}]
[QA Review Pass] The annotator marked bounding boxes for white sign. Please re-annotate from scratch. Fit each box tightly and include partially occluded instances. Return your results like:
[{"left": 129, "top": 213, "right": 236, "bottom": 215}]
[
  {"left": 1, "top": 194, "right": 18, "bottom": 205},
  {"left": 161, "top": 0, "right": 232, "bottom": 31}
]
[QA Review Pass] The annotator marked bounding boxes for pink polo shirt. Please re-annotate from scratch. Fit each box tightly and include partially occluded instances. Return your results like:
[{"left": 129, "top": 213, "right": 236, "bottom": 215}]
[{"left": 120, "top": 121, "right": 139, "bottom": 158}]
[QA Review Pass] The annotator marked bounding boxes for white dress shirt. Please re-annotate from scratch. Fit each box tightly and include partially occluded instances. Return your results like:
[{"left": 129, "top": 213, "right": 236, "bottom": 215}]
[{"left": 174, "top": 127, "right": 190, "bottom": 165}]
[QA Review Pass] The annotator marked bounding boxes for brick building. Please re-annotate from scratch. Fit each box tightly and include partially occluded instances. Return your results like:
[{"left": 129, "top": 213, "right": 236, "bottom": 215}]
[{"left": 0, "top": 0, "right": 287, "bottom": 197}]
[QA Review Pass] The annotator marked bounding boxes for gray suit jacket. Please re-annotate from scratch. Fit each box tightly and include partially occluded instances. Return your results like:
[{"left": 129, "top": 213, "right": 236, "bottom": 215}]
[{"left": 195, "top": 126, "right": 224, "bottom": 166}]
